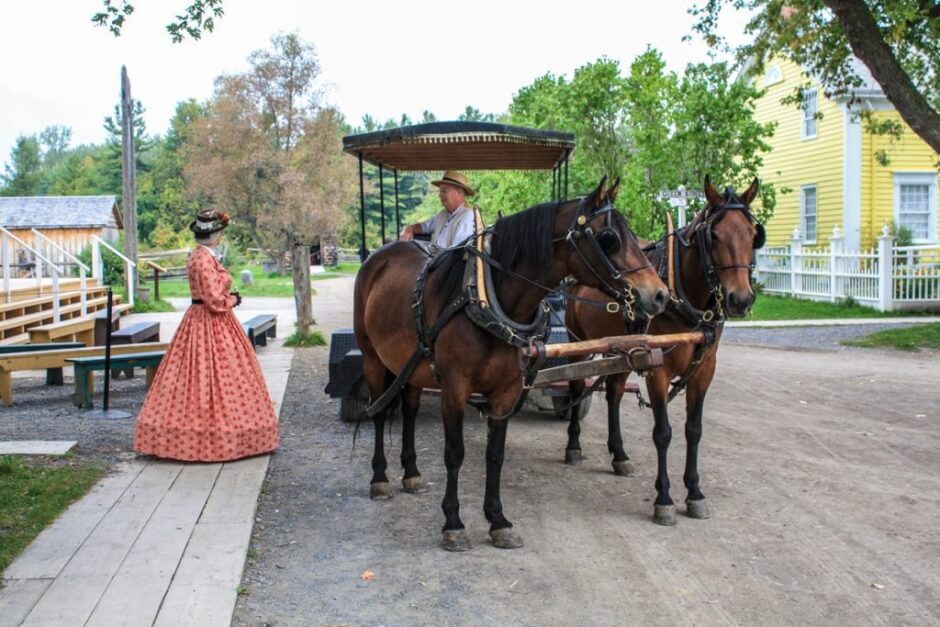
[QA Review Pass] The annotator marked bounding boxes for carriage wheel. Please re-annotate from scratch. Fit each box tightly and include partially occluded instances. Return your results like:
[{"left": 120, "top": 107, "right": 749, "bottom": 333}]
[
  {"left": 340, "top": 380, "right": 368, "bottom": 422},
  {"left": 552, "top": 393, "right": 592, "bottom": 420}
]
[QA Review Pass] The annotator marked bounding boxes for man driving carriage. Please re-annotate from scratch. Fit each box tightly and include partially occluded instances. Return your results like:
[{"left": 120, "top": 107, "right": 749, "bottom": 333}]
[{"left": 399, "top": 170, "right": 477, "bottom": 249}]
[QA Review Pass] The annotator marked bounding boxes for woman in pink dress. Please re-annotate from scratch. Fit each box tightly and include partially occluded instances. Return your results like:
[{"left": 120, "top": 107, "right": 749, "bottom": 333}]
[{"left": 134, "top": 210, "right": 279, "bottom": 462}]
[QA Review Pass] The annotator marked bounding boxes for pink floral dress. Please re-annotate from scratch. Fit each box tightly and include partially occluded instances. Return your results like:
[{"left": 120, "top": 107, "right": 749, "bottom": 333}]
[{"left": 134, "top": 246, "right": 279, "bottom": 461}]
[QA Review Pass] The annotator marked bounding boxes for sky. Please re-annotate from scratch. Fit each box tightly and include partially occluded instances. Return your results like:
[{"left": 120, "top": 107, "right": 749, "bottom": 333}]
[{"left": 0, "top": 0, "right": 750, "bottom": 167}]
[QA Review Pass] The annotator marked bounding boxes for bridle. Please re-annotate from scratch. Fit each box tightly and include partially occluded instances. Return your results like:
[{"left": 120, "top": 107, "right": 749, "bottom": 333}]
[
  {"left": 680, "top": 188, "right": 766, "bottom": 321},
  {"left": 556, "top": 197, "right": 654, "bottom": 322}
]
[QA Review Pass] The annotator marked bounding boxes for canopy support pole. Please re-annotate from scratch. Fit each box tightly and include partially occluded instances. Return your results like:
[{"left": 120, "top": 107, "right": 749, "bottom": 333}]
[{"left": 358, "top": 153, "right": 367, "bottom": 261}]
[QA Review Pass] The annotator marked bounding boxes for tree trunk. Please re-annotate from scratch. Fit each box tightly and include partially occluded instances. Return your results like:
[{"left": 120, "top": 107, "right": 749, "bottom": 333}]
[
  {"left": 120, "top": 66, "right": 138, "bottom": 293},
  {"left": 291, "top": 243, "right": 315, "bottom": 335},
  {"left": 823, "top": 0, "right": 940, "bottom": 155}
]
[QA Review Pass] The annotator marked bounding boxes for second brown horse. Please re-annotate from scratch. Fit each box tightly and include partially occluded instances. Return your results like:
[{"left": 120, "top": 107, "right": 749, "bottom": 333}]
[{"left": 564, "top": 177, "right": 765, "bottom": 525}]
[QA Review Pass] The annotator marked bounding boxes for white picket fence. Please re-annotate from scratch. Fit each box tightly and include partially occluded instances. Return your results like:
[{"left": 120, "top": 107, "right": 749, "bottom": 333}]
[{"left": 755, "top": 226, "right": 940, "bottom": 311}]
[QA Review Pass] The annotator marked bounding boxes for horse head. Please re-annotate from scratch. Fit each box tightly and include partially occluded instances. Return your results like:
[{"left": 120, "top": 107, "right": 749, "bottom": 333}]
[
  {"left": 562, "top": 177, "right": 668, "bottom": 320},
  {"left": 699, "top": 176, "right": 765, "bottom": 317}
]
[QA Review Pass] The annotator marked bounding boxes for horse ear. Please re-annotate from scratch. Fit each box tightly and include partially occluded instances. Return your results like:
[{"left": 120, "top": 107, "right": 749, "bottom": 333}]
[
  {"left": 608, "top": 177, "right": 621, "bottom": 204},
  {"left": 742, "top": 177, "right": 760, "bottom": 205},
  {"left": 590, "top": 176, "right": 609, "bottom": 209},
  {"left": 704, "top": 175, "right": 723, "bottom": 207}
]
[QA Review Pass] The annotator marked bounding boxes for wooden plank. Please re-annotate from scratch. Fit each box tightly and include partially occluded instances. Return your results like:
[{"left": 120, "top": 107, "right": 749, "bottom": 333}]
[
  {"left": 199, "top": 455, "right": 270, "bottom": 523},
  {"left": 20, "top": 462, "right": 182, "bottom": 627},
  {"left": 153, "top": 521, "right": 255, "bottom": 627},
  {"left": 4, "top": 460, "right": 146, "bottom": 579},
  {"left": 0, "top": 440, "right": 76, "bottom": 455},
  {"left": 0, "top": 579, "right": 52, "bottom": 627},
  {"left": 86, "top": 463, "right": 222, "bottom": 627}
]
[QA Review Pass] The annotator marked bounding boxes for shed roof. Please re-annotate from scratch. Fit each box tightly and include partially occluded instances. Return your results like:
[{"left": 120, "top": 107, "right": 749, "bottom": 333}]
[
  {"left": 343, "top": 121, "right": 575, "bottom": 171},
  {"left": 0, "top": 195, "right": 123, "bottom": 230}
]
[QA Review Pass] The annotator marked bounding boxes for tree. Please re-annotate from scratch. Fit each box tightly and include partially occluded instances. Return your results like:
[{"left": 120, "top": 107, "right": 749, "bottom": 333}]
[
  {"left": 1, "top": 136, "right": 42, "bottom": 196},
  {"left": 93, "top": 0, "right": 224, "bottom": 42},
  {"left": 183, "top": 33, "right": 355, "bottom": 333},
  {"left": 689, "top": 0, "right": 940, "bottom": 154}
]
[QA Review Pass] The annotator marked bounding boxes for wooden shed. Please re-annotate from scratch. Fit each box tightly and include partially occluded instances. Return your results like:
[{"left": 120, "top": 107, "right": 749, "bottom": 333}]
[{"left": 0, "top": 196, "right": 123, "bottom": 273}]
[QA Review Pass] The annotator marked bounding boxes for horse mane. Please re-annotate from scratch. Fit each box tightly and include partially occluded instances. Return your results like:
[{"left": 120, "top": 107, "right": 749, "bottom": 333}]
[{"left": 429, "top": 200, "right": 561, "bottom": 298}]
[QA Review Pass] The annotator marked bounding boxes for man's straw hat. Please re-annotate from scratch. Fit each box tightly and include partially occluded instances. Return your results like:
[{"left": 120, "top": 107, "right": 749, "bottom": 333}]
[{"left": 431, "top": 171, "right": 475, "bottom": 197}]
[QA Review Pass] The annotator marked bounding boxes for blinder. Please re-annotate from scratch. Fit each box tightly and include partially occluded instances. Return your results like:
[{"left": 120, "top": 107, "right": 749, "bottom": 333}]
[{"left": 753, "top": 223, "right": 766, "bottom": 250}]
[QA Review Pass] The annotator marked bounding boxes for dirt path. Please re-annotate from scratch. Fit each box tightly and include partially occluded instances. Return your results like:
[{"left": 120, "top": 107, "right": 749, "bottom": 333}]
[{"left": 235, "top": 276, "right": 940, "bottom": 626}]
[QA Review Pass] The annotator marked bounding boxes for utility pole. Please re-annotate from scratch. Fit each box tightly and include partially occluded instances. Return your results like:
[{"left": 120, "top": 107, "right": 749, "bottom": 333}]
[{"left": 121, "top": 66, "right": 138, "bottom": 297}]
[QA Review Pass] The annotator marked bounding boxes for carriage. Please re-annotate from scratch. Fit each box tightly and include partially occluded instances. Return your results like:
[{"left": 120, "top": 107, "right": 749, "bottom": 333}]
[
  {"left": 326, "top": 121, "right": 591, "bottom": 421},
  {"left": 326, "top": 121, "right": 761, "bottom": 544}
]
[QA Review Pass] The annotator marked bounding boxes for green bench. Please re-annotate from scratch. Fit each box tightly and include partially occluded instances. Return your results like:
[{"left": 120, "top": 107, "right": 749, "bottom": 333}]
[
  {"left": 66, "top": 351, "right": 166, "bottom": 409},
  {"left": 0, "top": 342, "right": 85, "bottom": 385}
]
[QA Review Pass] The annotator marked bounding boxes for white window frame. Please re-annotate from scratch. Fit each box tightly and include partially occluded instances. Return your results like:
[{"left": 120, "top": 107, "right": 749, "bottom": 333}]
[
  {"left": 763, "top": 65, "right": 783, "bottom": 88},
  {"left": 801, "top": 185, "right": 818, "bottom": 244},
  {"left": 801, "top": 88, "right": 818, "bottom": 140},
  {"left": 893, "top": 172, "right": 938, "bottom": 244}
]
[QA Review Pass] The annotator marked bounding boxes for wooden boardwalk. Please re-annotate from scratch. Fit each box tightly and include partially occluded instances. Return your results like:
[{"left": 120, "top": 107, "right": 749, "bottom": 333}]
[{"left": 0, "top": 301, "right": 294, "bottom": 627}]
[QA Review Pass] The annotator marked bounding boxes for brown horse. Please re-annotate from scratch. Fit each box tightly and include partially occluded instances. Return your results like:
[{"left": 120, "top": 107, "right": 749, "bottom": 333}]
[
  {"left": 354, "top": 178, "right": 669, "bottom": 551},
  {"left": 564, "top": 177, "right": 765, "bottom": 525}
]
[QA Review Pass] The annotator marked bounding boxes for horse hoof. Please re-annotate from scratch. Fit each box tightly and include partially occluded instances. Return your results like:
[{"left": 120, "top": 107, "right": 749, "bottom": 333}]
[
  {"left": 402, "top": 476, "right": 427, "bottom": 494},
  {"left": 565, "top": 449, "right": 582, "bottom": 465},
  {"left": 611, "top": 460, "right": 634, "bottom": 476},
  {"left": 653, "top": 504, "right": 676, "bottom": 526},
  {"left": 490, "top": 527, "right": 524, "bottom": 549},
  {"left": 687, "top": 499, "right": 710, "bottom": 519},
  {"left": 369, "top": 482, "right": 392, "bottom": 500},
  {"left": 442, "top": 529, "right": 471, "bottom": 552}
]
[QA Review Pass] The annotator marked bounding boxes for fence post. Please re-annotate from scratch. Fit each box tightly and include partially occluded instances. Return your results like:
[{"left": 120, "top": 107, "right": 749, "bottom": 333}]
[
  {"left": 830, "top": 226, "right": 843, "bottom": 302},
  {"left": 2, "top": 231, "right": 10, "bottom": 303},
  {"left": 790, "top": 227, "right": 803, "bottom": 297},
  {"left": 877, "top": 225, "right": 893, "bottom": 312},
  {"left": 92, "top": 239, "right": 102, "bottom": 282}
]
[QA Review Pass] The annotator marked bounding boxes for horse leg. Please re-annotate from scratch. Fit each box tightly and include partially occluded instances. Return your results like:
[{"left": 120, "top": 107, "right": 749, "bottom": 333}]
[
  {"left": 684, "top": 364, "right": 715, "bottom": 520},
  {"left": 400, "top": 384, "right": 426, "bottom": 494},
  {"left": 648, "top": 374, "right": 675, "bottom": 525},
  {"left": 363, "top": 358, "right": 392, "bottom": 500},
  {"left": 440, "top": 386, "right": 471, "bottom": 552},
  {"left": 485, "top": 416, "right": 523, "bottom": 549},
  {"left": 607, "top": 373, "right": 633, "bottom": 476},
  {"left": 565, "top": 377, "right": 586, "bottom": 465}
]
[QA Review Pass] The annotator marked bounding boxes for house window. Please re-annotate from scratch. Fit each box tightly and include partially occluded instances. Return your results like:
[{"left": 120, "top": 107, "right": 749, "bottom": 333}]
[
  {"left": 894, "top": 173, "right": 938, "bottom": 243},
  {"left": 763, "top": 65, "right": 783, "bottom": 87},
  {"left": 801, "top": 89, "right": 817, "bottom": 139},
  {"left": 801, "top": 185, "right": 817, "bottom": 242}
]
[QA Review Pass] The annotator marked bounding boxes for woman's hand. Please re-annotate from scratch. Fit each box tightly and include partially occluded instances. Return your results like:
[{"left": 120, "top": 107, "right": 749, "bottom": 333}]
[{"left": 230, "top": 291, "right": 242, "bottom": 307}]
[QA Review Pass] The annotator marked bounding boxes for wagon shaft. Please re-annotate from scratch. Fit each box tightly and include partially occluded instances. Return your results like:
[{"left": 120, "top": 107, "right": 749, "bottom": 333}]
[{"left": 530, "top": 331, "right": 704, "bottom": 360}]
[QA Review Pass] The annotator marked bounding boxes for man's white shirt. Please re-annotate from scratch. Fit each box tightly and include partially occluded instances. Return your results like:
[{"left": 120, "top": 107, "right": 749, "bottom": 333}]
[{"left": 420, "top": 204, "right": 476, "bottom": 249}]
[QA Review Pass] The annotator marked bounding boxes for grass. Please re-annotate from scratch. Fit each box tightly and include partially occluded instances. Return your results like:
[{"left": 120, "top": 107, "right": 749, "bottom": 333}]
[
  {"left": 131, "top": 298, "right": 176, "bottom": 313},
  {"left": 0, "top": 455, "right": 106, "bottom": 574},
  {"left": 841, "top": 322, "right": 940, "bottom": 350},
  {"left": 748, "top": 293, "right": 929, "bottom": 321},
  {"left": 283, "top": 328, "right": 327, "bottom": 347},
  {"left": 150, "top": 263, "right": 360, "bottom": 298}
]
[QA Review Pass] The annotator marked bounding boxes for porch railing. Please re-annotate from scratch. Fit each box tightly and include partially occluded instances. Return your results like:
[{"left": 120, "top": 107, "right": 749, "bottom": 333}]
[{"left": 91, "top": 236, "right": 137, "bottom": 308}]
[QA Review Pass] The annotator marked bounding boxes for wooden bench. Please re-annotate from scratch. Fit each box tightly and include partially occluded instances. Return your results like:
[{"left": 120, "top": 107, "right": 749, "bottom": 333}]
[
  {"left": 0, "top": 342, "right": 85, "bottom": 386},
  {"left": 67, "top": 351, "right": 166, "bottom": 409},
  {"left": 0, "top": 342, "right": 169, "bottom": 406},
  {"left": 93, "top": 305, "right": 131, "bottom": 345},
  {"left": 243, "top": 314, "right": 277, "bottom": 347},
  {"left": 110, "top": 322, "right": 161, "bottom": 378}
]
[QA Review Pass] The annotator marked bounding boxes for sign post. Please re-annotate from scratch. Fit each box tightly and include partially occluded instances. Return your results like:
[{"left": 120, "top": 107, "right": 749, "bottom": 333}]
[{"left": 658, "top": 186, "right": 705, "bottom": 229}]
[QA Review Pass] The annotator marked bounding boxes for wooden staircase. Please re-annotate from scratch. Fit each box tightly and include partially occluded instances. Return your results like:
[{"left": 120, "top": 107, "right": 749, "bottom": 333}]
[{"left": 0, "top": 286, "right": 127, "bottom": 345}]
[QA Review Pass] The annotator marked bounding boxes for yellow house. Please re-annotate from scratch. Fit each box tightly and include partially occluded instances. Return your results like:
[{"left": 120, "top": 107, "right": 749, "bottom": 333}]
[{"left": 751, "top": 57, "right": 939, "bottom": 251}]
